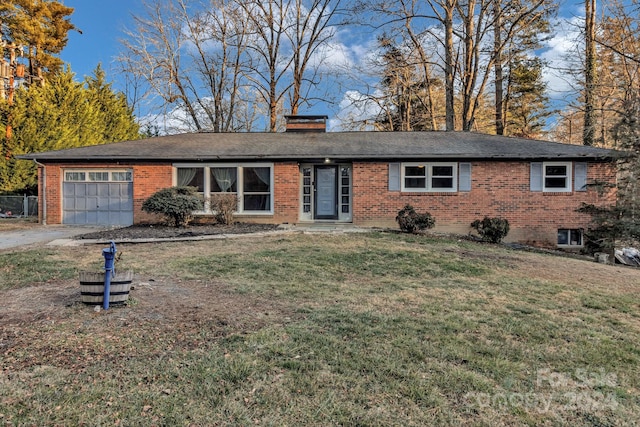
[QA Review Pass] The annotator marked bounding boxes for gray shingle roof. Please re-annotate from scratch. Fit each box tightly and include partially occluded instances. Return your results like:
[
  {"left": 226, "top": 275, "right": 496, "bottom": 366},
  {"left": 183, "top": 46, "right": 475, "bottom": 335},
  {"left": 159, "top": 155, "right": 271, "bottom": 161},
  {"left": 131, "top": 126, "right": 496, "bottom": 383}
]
[{"left": 19, "top": 131, "right": 618, "bottom": 162}]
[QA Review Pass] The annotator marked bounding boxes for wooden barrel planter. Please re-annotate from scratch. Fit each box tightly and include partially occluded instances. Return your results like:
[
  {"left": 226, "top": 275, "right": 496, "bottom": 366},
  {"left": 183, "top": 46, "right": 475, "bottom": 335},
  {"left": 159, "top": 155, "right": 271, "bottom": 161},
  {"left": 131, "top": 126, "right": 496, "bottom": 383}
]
[{"left": 79, "top": 271, "right": 134, "bottom": 305}]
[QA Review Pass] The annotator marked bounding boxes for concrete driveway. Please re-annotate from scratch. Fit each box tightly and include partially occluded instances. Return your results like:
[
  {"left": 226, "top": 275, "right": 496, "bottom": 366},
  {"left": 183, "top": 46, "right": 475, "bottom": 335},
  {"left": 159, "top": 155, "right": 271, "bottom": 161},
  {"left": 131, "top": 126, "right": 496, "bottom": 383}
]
[{"left": 0, "top": 225, "right": 106, "bottom": 250}]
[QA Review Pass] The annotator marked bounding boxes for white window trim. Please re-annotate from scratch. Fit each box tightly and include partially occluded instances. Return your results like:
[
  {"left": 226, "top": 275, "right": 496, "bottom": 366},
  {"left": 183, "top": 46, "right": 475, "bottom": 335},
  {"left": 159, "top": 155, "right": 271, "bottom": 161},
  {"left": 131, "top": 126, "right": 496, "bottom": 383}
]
[
  {"left": 173, "top": 163, "right": 274, "bottom": 215},
  {"left": 401, "top": 162, "right": 458, "bottom": 192},
  {"left": 64, "top": 168, "right": 133, "bottom": 182},
  {"left": 543, "top": 162, "right": 572, "bottom": 192}
]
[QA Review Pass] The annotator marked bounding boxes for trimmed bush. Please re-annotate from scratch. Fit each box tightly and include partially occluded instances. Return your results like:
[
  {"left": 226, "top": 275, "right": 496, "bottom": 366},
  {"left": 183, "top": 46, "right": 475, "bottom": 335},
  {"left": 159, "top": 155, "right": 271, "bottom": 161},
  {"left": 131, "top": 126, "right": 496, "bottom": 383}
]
[
  {"left": 142, "top": 186, "right": 203, "bottom": 227},
  {"left": 211, "top": 193, "right": 237, "bottom": 225},
  {"left": 471, "top": 216, "right": 510, "bottom": 243},
  {"left": 396, "top": 205, "right": 435, "bottom": 233}
]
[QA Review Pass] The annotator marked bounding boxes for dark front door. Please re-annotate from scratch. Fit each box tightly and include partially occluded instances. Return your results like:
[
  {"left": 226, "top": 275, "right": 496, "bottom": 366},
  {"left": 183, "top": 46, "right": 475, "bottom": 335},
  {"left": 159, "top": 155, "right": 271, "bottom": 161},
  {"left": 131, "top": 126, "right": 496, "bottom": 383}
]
[{"left": 314, "top": 165, "right": 338, "bottom": 219}]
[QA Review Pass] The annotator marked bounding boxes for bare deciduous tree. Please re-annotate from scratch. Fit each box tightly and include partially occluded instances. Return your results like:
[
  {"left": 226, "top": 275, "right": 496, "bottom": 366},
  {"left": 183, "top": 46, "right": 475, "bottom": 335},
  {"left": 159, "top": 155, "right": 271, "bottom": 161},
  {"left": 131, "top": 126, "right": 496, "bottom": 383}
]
[
  {"left": 119, "top": 0, "right": 342, "bottom": 133},
  {"left": 553, "top": 0, "right": 639, "bottom": 147},
  {"left": 288, "top": 0, "right": 342, "bottom": 114},
  {"left": 119, "top": 0, "right": 203, "bottom": 131},
  {"left": 351, "top": 0, "right": 554, "bottom": 132},
  {"left": 238, "top": 0, "right": 292, "bottom": 132}
]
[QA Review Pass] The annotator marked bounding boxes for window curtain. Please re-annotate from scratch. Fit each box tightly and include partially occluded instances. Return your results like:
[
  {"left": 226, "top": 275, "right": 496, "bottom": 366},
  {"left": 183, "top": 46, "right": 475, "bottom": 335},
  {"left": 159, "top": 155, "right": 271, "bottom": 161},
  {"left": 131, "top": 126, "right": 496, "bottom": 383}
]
[
  {"left": 212, "top": 168, "right": 237, "bottom": 192},
  {"left": 254, "top": 168, "right": 270, "bottom": 188},
  {"left": 177, "top": 168, "right": 197, "bottom": 186}
]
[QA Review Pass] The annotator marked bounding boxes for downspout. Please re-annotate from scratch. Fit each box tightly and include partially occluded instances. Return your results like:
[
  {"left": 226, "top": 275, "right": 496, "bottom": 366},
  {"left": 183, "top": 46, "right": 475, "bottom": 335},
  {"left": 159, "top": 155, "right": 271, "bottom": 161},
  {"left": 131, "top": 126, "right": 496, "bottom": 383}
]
[{"left": 32, "top": 159, "right": 47, "bottom": 225}]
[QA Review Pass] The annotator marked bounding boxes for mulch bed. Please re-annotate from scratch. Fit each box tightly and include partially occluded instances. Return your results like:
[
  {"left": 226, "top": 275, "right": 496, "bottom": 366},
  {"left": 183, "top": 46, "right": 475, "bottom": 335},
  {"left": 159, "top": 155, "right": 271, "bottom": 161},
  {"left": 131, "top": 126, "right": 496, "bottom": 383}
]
[{"left": 74, "top": 223, "right": 281, "bottom": 240}]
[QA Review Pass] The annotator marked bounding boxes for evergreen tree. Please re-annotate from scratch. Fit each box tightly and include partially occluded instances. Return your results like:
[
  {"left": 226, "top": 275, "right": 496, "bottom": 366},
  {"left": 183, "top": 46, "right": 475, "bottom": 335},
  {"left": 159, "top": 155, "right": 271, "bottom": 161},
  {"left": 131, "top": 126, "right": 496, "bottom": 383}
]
[
  {"left": 374, "top": 37, "right": 441, "bottom": 131},
  {"left": 0, "top": 0, "right": 77, "bottom": 80},
  {"left": 505, "top": 58, "right": 551, "bottom": 138},
  {"left": 0, "top": 67, "right": 140, "bottom": 193},
  {"left": 579, "top": 93, "right": 640, "bottom": 257},
  {"left": 85, "top": 64, "right": 139, "bottom": 144}
]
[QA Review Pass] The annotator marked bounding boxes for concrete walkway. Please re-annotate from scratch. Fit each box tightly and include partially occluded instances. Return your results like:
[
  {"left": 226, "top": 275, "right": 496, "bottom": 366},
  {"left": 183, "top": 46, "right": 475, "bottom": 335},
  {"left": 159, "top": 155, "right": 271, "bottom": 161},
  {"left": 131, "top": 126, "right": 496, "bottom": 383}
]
[{"left": 0, "top": 225, "right": 107, "bottom": 250}]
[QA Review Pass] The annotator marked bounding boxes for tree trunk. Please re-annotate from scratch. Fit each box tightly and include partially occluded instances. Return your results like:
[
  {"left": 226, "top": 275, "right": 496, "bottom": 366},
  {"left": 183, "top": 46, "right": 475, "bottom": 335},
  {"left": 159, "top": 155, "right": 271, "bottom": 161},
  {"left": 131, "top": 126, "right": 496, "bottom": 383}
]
[
  {"left": 494, "top": 0, "right": 504, "bottom": 135},
  {"left": 583, "top": 0, "right": 597, "bottom": 146},
  {"left": 461, "top": 0, "right": 476, "bottom": 131},
  {"left": 444, "top": 0, "right": 456, "bottom": 131}
]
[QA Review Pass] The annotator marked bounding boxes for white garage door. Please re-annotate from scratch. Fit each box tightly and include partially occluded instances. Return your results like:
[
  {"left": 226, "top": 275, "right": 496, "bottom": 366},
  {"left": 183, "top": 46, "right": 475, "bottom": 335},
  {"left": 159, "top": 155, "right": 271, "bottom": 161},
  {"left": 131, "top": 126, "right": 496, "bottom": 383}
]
[{"left": 62, "top": 170, "right": 134, "bottom": 226}]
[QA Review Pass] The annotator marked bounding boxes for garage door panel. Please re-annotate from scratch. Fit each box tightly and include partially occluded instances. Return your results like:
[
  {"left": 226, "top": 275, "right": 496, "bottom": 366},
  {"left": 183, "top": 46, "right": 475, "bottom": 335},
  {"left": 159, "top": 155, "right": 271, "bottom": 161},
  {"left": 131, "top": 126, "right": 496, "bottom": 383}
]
[
  {"left": 121, "top": 198, "right": 133, "bottom": 210},
  {"left": 75, "top": 198, "right": 85, "bottom": 210},
  {"left": 97, "top": 211, "right": 110, "bottom": 224},
  {"left": 87, "top": 184, "right": 98, "bottom": 196},
  {"left": 110, "top": 199, "right": 122, "bottom": 211},
  {"left": 98, "top": 185, "right": 110, "bottom": 196},
  {"left": 73, "top": 183, "right": 85, "bottom": 196},
  {"left": 88, "top": 197, "right": 99, "bottom": 210},
  {"left": 74, "top": 211, "right": 88, "bottom": 225},
  {"left": 121, "top": 185, "right": 132, "bottom": 197},
  {"left": 85, "top": 211, "right": 97, "bottom": 224},
  {"left": 97, "top": 197, "right": 110, "bottom": 210},
  {"left": 63, "top": 197, "right": 75, "bottom": 210},
  {"left": 63, "top": 179, "right": 133, "bottom": 226},
  {"left": 110, "top": 183, "right": 123, "bottom": 196}
]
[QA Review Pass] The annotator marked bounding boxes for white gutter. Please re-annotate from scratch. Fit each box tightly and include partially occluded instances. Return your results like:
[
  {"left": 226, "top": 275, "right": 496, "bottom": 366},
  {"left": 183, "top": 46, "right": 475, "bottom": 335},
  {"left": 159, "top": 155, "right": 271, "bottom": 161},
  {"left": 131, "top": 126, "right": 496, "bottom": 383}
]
[{"left": 32, "top": 159, "right": 46, "bottom": 225}]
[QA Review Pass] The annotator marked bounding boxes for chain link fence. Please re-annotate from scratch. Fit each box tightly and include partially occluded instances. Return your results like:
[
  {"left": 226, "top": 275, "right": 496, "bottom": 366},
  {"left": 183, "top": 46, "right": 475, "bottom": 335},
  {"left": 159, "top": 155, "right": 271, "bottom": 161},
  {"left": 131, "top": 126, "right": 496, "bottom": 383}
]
[{"left": 0, "top": 195, "right": 38, "bottom": 217}]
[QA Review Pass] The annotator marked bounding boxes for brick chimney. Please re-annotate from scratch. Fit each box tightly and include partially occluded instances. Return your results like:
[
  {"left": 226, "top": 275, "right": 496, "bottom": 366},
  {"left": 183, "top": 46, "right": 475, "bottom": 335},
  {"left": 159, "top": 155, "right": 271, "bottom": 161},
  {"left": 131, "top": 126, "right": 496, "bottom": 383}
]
[{"left": 284, "top": 115, "right": 328, "bottom": 133}]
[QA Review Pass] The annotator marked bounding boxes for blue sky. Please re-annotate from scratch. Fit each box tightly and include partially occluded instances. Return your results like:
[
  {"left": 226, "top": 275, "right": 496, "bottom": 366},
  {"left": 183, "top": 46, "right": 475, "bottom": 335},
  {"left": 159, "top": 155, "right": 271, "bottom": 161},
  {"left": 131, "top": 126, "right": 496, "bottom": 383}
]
[{"left": 59, "top": 0, "right": 144, "bottom": 82}]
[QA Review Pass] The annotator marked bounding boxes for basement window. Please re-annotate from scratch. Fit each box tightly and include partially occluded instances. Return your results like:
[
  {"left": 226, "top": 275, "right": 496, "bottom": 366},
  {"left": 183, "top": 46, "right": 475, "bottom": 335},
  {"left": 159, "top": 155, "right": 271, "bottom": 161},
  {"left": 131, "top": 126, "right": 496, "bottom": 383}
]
[{"left": 558, "top": 229, "right": 583, "bottom": 247}]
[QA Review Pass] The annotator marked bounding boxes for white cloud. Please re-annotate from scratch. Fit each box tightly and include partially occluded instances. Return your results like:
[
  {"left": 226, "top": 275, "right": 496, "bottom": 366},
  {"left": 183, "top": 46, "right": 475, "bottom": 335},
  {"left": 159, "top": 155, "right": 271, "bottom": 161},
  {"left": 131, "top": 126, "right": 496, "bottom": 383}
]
[
  {"left": 540, "top": 16, "right": 584, "bottom": 101},
  {"left": 329, "top": 89, "right": 383, "bottom": 131}
]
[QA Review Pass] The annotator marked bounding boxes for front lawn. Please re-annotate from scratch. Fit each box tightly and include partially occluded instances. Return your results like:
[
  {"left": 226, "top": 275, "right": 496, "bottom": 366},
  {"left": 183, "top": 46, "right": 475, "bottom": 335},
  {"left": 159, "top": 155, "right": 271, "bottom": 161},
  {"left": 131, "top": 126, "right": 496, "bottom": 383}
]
[{"left": 1, "top": 232, "right": 639, "bottom": 425}]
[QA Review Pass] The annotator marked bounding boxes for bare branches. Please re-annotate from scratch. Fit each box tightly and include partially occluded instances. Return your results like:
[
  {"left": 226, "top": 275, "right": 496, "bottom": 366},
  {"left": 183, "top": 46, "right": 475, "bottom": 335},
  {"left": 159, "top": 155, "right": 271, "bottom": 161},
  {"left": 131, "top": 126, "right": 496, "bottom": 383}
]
[
  {"left": 118, "top": 0, "right": 342, "bottom": 133},
  {"left": 350, "top": 0, "right": 554, "bottom": 133}
]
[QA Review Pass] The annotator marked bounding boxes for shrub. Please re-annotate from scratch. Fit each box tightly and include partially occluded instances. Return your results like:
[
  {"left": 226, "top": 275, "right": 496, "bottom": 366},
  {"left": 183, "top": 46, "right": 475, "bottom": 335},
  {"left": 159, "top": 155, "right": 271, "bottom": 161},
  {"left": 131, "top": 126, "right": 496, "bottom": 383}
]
[
  {"left": 211, "top": 193, "right": 237, "bottom": 225},
  {"left": 396, "top": 205, "right": 435, "bottom": 233},
  {"left": 471, "top": 216, "right": 510, "bottom": 243},
  {"left": 142, "top": 186, "right": 203, "bottom": 227}
]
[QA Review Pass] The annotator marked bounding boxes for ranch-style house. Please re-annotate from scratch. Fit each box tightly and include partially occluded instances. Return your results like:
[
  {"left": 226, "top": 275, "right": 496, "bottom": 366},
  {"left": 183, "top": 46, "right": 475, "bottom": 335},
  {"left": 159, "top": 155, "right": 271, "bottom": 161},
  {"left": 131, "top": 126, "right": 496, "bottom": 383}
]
[{"left": 20, "top": 115, "right": 618, "bottom": 248}]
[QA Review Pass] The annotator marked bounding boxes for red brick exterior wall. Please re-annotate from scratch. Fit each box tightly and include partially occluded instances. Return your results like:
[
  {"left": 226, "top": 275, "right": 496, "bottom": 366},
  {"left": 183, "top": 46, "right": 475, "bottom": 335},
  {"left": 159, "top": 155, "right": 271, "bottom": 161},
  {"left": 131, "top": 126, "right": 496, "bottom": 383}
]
[
  {"left": 272, "top": 162, "right": 300, "bottom": 224},
  {"left": 39, "top": 159, "right": 616, "bottom": 246},
  {"left": 351, "top": 161, "right": 616, "bottom": 246},
  {"left": 131, "top": 163, "right": 174, "bottom": 223}
]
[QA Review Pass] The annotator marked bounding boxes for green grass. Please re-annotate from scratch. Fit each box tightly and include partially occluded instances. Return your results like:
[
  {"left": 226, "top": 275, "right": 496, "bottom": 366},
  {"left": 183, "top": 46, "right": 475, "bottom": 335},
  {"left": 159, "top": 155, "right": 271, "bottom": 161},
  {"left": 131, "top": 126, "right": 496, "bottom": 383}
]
[
  {"left": 1, "top": 232, "right": 639, "bottom": 425},
  {"left": 0, "top": 249, "right": 93, "bottom": 290}
]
